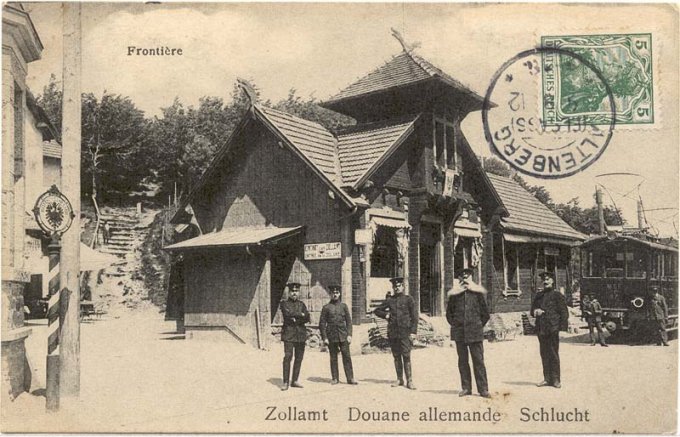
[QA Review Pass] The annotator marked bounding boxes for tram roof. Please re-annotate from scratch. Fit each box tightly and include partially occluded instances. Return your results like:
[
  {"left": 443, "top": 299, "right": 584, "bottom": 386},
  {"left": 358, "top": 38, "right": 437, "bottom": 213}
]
[{"left": 581, "top": 234, "right": 678, "bottom": 253}]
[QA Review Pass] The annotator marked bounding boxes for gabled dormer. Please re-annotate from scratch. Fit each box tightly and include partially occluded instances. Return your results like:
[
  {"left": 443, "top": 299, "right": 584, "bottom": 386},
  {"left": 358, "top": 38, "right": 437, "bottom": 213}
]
[
  {"left": 321, "top": 34, "right": 496, "bottom": 206},
  {"left": 321, "top": 47, "right": 486, "bottom": 124}
]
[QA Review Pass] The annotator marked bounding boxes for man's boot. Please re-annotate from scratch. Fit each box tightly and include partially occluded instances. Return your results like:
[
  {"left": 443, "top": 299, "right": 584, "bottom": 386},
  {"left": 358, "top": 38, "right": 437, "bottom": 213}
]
[
  {"left": 404, "top": 359, "right": 416, "bottom": 390},
  {"left": 391, "top": 357, "right": 404, "bottom": 387}
]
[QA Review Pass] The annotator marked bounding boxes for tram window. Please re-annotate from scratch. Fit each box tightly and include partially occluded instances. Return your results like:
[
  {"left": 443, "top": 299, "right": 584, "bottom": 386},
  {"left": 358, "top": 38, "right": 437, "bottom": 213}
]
[
  {"left": 625, "top": 250, "right": 646, "bottom": 278},
  {"left": 664, "top": 253, "right": 677, "bottom": 277},
  {"left": 603, "top": 251, "right": 625, "bottom": 278},
  {"left": 582, "top": 250, "right": 603, "bottom": 277},
  {"left": 651, "top": 252, "right": 659, "bottom": 278}
]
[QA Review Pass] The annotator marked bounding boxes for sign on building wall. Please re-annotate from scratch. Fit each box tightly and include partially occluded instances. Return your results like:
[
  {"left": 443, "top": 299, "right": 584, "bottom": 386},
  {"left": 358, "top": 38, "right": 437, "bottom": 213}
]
[
  {"left": 304, "top": 242, "right": 341, "bottom": 260},
  {"left": 354, "top": 229, "right": 372, "bottom": 245},
  {"left": 544, "top": 247, "right": 560, "bottom": 256}
]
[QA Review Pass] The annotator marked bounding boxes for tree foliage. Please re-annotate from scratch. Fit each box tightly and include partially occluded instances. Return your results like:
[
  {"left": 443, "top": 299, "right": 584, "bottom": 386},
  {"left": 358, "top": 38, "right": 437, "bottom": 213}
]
[
  {"left": 80, "top": 92, "right": 149, "bottom": 203},
  {"left": 37, "top": 76, "right": 152, "bottom": 204},
  {"left": 273, "top": 88, "right": 354, "bottom": 131},
  {"left": 36, "top": 74, "right": 63, "bottom": 134}
]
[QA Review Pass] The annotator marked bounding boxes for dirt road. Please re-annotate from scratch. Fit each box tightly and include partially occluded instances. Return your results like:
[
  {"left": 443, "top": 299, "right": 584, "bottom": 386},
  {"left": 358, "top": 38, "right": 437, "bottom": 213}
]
[{"left": 2, "top": 305, "right": 676, "bottom": 433}]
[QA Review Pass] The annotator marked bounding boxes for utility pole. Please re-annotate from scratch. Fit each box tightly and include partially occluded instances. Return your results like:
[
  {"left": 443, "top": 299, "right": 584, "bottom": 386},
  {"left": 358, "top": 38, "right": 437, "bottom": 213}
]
[
  {"left": 637, "top": 199, "right": 646, "bottom": 230},
  {"left": 596, "top": 186, "right": 606, "bottom": 235},
  {"left": 59, "top": 2, "right": 82, "bottom": 400}
]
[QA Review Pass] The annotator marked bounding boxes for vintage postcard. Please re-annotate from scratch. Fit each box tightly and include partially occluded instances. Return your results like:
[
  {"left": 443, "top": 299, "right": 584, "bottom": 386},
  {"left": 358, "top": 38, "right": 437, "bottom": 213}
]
[{"left": 1, "top": 2, "right": 678, "bottom": 434}]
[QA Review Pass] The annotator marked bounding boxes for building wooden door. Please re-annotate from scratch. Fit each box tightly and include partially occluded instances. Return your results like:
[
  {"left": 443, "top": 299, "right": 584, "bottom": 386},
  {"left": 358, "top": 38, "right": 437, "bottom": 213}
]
[
  {"left": 270, "top": 246, "right": 296, "bottom": 322},
  {"left": 419, "top": 222, "right": 441, "bottom": 315}
]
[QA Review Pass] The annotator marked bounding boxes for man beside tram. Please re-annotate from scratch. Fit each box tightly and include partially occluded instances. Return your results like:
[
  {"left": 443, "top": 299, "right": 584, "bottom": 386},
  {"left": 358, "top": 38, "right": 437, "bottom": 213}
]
[{"left": 650, "top": 286, "right": 669, "bottom": 347}]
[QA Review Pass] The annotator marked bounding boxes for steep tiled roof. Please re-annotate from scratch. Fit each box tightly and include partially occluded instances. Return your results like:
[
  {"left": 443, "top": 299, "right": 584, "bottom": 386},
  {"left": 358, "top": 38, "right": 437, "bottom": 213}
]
[
  {"left": 336, "top": 115, "right": 418, "bottom": 187},
  {"left": 486, "top": 173, "right": 585, "bottom": 241},
  {"left": 326, "top": 51, "right": 485, "bottom": 105},
  {"left": 258, "top": 106, "right": 341, "bottom": 182}
]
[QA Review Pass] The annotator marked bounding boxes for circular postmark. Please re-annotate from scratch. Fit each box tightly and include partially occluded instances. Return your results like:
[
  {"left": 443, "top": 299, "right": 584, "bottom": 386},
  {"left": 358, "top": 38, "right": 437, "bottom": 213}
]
[{"left": 482, "top": 47, "right": 616, "bottom": 179}]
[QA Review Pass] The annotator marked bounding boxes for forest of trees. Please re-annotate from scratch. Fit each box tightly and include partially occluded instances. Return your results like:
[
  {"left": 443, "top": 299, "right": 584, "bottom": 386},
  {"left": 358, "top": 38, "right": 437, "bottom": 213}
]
[{"left": 37, "top": 75, "right": 620, "bottom": 235}]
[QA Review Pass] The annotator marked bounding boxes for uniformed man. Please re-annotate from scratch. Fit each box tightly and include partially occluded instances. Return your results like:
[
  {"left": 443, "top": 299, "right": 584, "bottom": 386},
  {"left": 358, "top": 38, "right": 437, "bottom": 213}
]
[
  {"left": 319, "top": 285, "right": 357, "bottom": 385},
  {"left": 446, "top": 268, "right": 491, "bottom": 398},
  {"left": 530, "top": 271, "right": 569, "bottom": 388},
  {"left": 374, "top": 277, "right": 418, "bottom": 390},
  {"left": 650, "top": 286, "right": 669, "bottom": 346},
  {"left": 584, "top": 294, "right": 608, "bottom": 347},
  {"left": 279, "top": 282, "right": 310, "bottom": 390}
]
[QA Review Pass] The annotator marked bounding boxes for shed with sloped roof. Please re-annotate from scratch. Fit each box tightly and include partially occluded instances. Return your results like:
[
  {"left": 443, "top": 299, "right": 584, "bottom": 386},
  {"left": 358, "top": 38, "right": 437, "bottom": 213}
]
[{"left": 483, "top": 173, "right": 585, "bottom": 313}]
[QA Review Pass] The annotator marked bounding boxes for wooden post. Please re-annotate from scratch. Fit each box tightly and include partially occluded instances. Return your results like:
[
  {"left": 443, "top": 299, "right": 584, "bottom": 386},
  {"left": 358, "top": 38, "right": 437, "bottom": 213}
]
[
  {"left": 341, "top": 216, "right": 353, "bottom": 322},
  {"left": 59, "top": 2, "right": 82, "bottom": 400},
  {"left": 45, "top": 234, "right": 60, "bottom": 411}
]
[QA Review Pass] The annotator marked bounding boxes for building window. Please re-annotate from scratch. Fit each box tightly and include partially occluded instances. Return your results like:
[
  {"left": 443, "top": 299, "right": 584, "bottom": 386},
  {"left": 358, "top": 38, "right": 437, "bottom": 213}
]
[
  {"left": 370, "top": 227, "right": 399, "bottom": 278},
  {"left": 14, "top": 84, "right": 24, "bottom": 179},
  {"left": 434, "top": 119, "right": 445, "bottom": 169},
  {"left": 504, "top": 242, "right": 519, "bottom": 291},
  {"left": 446, "top": 124, "right": 456, "bottom": 169},
  {"left": 433, "top": 117, "right": 458, "bottom": 170}
]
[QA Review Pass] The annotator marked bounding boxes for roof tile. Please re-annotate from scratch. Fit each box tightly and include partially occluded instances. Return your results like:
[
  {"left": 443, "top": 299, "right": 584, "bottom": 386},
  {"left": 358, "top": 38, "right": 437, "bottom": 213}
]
[
  {"left": 259, "top": 106, "right": 339, "bottom": 180},
  {"left": 486, "top": 173, "right": 584, "bottom": 241},
  {"left": 337, "top": 116, "right": 418, "bottom": 186},
  {"left": 327, "top": 51, "right": 484, "bottom": 104}
]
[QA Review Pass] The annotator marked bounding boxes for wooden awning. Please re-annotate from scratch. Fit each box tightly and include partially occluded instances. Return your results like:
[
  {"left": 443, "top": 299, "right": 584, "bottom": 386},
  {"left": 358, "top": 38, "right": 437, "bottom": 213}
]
[
  {"left": 163, "top": 226, "right": 303, "bottom": 251},
  {"left": 504, "top": 232, "right": 580, "bottom": 247},
  {"left": 372, "top": 216, "right": 410, "bottom": 229}
]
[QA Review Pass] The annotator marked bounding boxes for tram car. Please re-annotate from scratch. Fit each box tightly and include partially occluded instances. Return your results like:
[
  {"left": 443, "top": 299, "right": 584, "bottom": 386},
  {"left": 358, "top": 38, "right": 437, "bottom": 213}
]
[{"left": 579, "top": 234, "right": 678, "bottom": 338}]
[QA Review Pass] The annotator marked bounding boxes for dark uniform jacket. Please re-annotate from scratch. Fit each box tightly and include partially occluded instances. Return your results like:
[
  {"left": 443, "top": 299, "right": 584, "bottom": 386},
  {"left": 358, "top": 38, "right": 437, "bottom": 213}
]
[
  {"left": 650, "top": 294, "right": 668, "bottom": 322},
  {"left": 280, "top": 299, "right": 310, "bottom": 343},
  {"left": 319, "top": 301, "right": 352, "bottom": 343},
  {"left": 374, "top": 293, "right": 418, "bottom": 339},
  {"left": 530, "top": 288, "right": 569, "bottom": 336},
  {"left": 446, "top": 286, "right": 490, "bottom": 343}
]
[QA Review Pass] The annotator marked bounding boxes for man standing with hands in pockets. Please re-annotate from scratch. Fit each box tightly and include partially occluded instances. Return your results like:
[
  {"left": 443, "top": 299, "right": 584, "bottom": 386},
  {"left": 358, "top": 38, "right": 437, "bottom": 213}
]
[{"left": 319, "top": 285, "right": 358, "bottom": 385}]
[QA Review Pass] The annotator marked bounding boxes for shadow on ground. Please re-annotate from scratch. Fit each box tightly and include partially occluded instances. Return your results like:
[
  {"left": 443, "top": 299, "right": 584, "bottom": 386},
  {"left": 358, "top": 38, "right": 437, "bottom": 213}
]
[{"left": 502, "top": 381, "right": 538, "bottom": 386}]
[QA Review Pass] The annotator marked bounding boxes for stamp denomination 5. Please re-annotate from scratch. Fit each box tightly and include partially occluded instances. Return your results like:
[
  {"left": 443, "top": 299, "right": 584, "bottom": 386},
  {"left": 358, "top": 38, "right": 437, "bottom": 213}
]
[{"left": 483, "top": 48, "right": 615, "bottom": 179}]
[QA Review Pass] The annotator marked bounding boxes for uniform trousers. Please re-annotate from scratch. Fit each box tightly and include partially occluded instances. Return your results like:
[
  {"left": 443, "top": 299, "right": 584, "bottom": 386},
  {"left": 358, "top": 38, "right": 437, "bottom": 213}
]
[
  {"left": 455, "top": 341, "right": 488, "bottom": 393},
  {"left": 389, "top": 336, "right": 412, "bottom": 359},
  {"left": 389, "top": 336, "right": 412, "bottom": 380},
  {"left": 656, "top": 320, "right": 669, "bottom": 345},
  {"left": 283, "top": 341, "right": 305, "bottom": 383},
  {"left": 328, "top": 341, "right": 354, "bottom": 381},
  {"left": 538, "top": 332, "right": 561, "bottom": 384},
  {"left": 587, "top": 319, "right": 607, "bottom": 345}
]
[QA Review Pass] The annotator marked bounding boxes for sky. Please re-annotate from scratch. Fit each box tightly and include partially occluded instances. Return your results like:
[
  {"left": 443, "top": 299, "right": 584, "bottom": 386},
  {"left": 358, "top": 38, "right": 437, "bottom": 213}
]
[{"left": 22, "top": 2, "right": 679, "bottom": 237}]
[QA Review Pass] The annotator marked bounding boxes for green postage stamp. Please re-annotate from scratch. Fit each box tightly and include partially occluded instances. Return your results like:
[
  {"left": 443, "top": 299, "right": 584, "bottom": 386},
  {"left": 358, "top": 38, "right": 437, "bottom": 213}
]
[{"left": 541, "top": 34, "right": 654, "bottom": 126}]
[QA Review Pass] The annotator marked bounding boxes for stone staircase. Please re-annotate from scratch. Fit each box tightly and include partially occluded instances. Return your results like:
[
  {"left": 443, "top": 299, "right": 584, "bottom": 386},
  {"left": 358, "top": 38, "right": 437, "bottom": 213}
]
[
  {"left": 88, "top": 206, "right": 158, "bottom": 312},
  {"left": 95, "top": 207, "right": 152, "bottom": 280}
]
